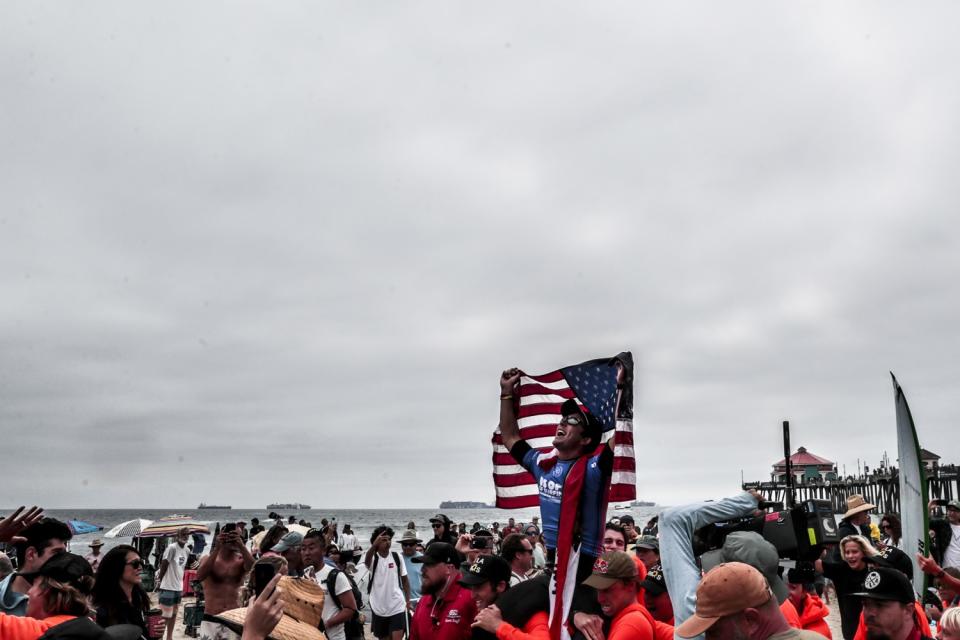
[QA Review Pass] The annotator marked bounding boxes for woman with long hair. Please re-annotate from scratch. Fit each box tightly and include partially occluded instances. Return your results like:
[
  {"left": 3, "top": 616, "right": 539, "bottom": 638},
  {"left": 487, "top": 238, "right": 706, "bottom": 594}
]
[
  {"left": 91, "top": 544, "right": 151, "bottom": 634},
  {"left": 880, "top": 514, "right": 903, "bottom": 549},
  {"left": 818, "top": 534, "right": 885, "bottom": 640}
]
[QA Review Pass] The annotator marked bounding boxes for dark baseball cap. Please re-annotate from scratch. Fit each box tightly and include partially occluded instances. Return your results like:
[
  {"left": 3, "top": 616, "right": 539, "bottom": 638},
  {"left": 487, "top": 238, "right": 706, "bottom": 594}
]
[
  {"left": 560, "top": 399, "right": 603, "bottom": 443},
  {"left": 641, "top": 563, "right": 667, "bottom": 596},
  {"left": 411, "top": 542, "right": 460, "bottom": 566},
  {"left": 429, "top": 514, "right": 449, "bottom": 524},
  {"left": 19, "top": 552, "right": 93, "bottom": 592},
  {"left": 458, "top": 555, "right": 511, "bottom": 587},
  {"left": 850, "top": 567, "right": 915, "bottom": 603},
  {"left": 635, "top": 535, "right": 659, "bottom": 551},
  {"left": 786, "top": 565, "right": 817, "bottom": 585}
]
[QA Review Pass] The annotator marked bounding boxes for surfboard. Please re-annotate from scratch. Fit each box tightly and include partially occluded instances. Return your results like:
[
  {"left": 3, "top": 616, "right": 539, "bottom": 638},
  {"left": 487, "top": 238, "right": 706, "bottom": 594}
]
[{"left": 891, "top": 372, "right": 930, "bottom": 595}]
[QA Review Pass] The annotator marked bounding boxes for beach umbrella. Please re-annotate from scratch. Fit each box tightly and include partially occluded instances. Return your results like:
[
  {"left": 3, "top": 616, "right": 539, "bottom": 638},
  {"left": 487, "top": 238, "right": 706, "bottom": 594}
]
[
  {"left": 105, "top": 518, "right": 153, "bottom": 538},
  {"left": 67, "top": 520, "right": 103, "bottom": 535},
  {"left": 139, "top": 518, "right": 210, "bottom": 538}
]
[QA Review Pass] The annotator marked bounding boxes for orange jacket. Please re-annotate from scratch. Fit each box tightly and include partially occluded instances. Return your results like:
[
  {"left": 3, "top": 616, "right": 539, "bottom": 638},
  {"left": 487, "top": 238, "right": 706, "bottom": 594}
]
[
  {"left": 608, "top": 602, "right": 654, "bottom": 640},
  {"left": 794, "top": 594, "right": 832, "bottom": 639},
  {"left": 0, "top": 614, "right": 74, "bottom": 640},
  {"left": 781, "top": 599, "right": 801, "bottom": 628},
  {"left": 495, "top": 611, "right": 550, "bottom": 640},
  {"left": 653, "top": 620, "right": 674, "bottom": 640}
]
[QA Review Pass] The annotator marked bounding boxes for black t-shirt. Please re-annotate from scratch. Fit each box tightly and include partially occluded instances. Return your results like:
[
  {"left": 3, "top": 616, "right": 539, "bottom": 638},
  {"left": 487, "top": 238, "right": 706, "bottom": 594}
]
[{"left": 822, "top": 555, "right": 890, "bottom": 640}]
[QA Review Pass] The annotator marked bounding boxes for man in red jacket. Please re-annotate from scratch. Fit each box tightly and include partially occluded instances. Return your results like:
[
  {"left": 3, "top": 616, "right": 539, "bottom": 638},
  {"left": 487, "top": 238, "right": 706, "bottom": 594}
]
[
  {"left": 410, "top": 543, "right": 477, "bottom": 640},
  {"left": 786, "top": 566, "right": 832, "bottom": 639}
]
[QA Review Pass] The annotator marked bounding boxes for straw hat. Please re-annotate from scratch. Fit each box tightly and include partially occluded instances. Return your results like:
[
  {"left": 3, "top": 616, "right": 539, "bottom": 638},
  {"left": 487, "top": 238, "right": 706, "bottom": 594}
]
[
  {"left": 842, "top": 494, "right": 875, "bottom": 519},
  {"left": 210, "top": 576, "right": 326, "bottom": 640}
]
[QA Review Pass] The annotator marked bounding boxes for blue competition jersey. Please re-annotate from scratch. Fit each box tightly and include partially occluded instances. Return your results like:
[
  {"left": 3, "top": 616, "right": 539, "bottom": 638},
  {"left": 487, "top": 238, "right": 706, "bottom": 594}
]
[{"left": 518, "top": 445, "right": 611, "bottom": 557}]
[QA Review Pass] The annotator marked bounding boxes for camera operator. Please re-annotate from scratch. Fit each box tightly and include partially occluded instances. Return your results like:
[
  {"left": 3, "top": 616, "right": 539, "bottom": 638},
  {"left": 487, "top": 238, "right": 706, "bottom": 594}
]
[{"left": 658, "top": 489, "right": 764, "bottom": 630}]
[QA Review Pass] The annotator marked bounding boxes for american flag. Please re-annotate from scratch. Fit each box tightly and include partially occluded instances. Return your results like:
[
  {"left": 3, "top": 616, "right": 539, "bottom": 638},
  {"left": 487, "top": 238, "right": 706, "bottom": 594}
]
[{"left": 492, "top": 352, "right": 636, "bottom": 508}]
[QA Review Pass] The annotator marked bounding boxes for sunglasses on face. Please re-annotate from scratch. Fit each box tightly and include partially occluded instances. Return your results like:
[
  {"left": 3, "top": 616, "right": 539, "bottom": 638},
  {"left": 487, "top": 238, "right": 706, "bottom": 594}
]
[
  {"left": 560, "top": 415, "right": 584, "bottom": 427},
  {"left": 126, "top": 560, "right": 144, "bottom": 569},
  {"left": 401, "top": 542, "right": 417, "bottom": 547},
  {"left": 432, "top": 523, "right": 443, "bottom": 529}
]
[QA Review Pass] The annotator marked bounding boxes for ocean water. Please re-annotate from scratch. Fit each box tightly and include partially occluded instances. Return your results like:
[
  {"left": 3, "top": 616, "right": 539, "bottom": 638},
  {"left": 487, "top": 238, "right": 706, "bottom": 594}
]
[{"left": 32, "top": 506, "right": 663, "bottom": 556}]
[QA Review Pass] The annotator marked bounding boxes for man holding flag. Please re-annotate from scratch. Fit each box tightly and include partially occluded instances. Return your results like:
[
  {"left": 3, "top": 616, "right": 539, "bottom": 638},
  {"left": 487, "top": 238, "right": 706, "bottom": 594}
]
[{"left": 495, "top": 353, "right": 634, "bottom": 640}]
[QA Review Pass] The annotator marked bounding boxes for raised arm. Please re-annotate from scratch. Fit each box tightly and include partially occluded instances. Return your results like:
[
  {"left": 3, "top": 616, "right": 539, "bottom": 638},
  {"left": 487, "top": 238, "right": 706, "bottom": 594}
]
[{"left": 499, "top": 368, "right": 522, "bottom": 451}]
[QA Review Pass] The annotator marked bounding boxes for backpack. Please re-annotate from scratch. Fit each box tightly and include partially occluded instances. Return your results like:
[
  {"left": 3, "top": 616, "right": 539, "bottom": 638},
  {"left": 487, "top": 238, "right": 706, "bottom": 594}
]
[
  {"left": 367, "top": 551, "right": 403, "bottom": 594},
  {"left": 325, "top": 568, "right": 365, "bottom": 640}
]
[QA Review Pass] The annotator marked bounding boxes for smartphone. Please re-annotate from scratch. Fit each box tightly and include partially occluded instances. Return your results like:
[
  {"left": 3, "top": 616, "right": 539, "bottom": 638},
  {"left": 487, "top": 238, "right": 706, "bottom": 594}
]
[
  {"left": 223, "top": 522, "right": 238, "bottom": 533},
  {"left": 470, "top": 537, "right": 491, "bottom": 550},
  {"left": 932, "top": 499, "right": 949, "bottom": 507},
  {"left": 253, "top": 563, "right": 276, "bottom": 597}
]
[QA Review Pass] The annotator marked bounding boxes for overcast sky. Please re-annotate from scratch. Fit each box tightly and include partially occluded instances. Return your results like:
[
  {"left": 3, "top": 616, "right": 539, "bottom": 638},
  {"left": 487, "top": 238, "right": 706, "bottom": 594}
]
[{"left": 3, "top": 2, "right": 959, "bottom": 509}]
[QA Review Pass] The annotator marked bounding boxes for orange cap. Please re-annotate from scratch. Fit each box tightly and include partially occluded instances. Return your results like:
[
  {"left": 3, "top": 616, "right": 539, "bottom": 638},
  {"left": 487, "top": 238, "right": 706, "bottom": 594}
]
[{"left": 675, "top": 562, "right": 773, "bottom": 638}]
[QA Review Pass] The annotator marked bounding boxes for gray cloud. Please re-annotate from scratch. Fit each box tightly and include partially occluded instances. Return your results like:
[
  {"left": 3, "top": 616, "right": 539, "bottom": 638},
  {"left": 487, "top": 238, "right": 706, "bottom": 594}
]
[{"left": 2, "top": 2, "right": 959, "bottom": 508}]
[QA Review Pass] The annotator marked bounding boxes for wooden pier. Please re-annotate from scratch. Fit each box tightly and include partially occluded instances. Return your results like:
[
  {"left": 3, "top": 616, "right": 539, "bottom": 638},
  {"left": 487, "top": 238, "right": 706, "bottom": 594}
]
[{"left": 744, "top": 464, "right": 960, "bottom": 514}]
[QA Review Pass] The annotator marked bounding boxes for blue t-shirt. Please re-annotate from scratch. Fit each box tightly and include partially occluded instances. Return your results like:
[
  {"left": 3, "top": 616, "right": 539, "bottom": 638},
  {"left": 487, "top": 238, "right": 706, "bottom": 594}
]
[
  {"left": 402, "top": 553, "right": 423, "bottom": 601},
  {"left": 515, "top": 442, "right": 612, "bottom": 557}
]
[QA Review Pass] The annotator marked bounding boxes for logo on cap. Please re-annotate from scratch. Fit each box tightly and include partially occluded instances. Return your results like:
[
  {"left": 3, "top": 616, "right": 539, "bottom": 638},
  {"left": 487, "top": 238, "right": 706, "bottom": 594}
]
[
  {"left": 593, "top": 558, "right": 609, "bottom": 574},
  {"left": 864, "top": 571, "right": 881, "bottom": 589},
  {"left": 470, "top": 561, "right": 482, "bottom": 574}
]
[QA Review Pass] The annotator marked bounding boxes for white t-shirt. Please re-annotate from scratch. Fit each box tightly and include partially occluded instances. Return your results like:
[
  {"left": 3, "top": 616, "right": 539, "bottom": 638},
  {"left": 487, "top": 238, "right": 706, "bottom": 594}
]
[
  {"left": 160, "top": 543, "right": 189, "bottom": 591},
  {"left": 339, "top": 533, "right": 358, "bottom": 551},
  {"left": 944, "top": 523, "right": 960, "bottom": 569},
  {"left": 314, "top": 565, "right": 353, "bottom": 640},
  {"left": 368, "top": 551, "right": 407, "bottom": 616}
]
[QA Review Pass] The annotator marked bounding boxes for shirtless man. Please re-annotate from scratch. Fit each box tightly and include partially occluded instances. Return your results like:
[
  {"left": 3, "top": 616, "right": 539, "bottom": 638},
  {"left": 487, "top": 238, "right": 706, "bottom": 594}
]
[{"left": 197, "top": 527, "right": 255, "bottom": 640}]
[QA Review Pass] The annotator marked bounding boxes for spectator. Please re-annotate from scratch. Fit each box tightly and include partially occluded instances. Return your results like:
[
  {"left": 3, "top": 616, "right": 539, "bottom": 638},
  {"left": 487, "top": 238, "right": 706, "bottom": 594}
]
[
  {"left": 339, "top": 525, "right": 358, "bottom": 566},
  {"left": 84, "top": 539, "right": 104, "bottom": 572},
  {"left": 270, "top": 532, "right": 304, "bottom": 576},
  {"left": 92, "top": 544, "right": 151, "bottom": 634},
  {"left": 941, "top": 607, "right": 960, "bottom": 640},
  {"left": 410, "top": 543, "right": 476, "bottom": 640},
  {"left": 428, "top": 514, "right": 457, "bottom": 548},
  {"left": 634, "top": 536, "right": 660, "bottom": 571},
  {"left": 501, "top": 534, "right": 534, "bottom": 586},
  {"left": 155, "top": 527, "right": 191, "bottom": 640},
  {"left": 880, "top": 515, "right": 903, "bottom": 550},
  {"left": 0, "top": 552, "right": 108, "bottom": 639},
  {"left": 303, "top": 530, "right": 358, "bottom": 640},
  {"left": 618, "top": 516, "right": 639, "bottom": 546},
  {"left": 852, "top": 567, "right": 929, "bottom": 640},
  {"left": 785, "top": 565, "right": 832, "bottom": 638},
  {"left": 522, "top": 526, "right": 546, "bottom": 571},
  {"left": 818, "top": 535, "right": 885, "bottom": 640},
  {"left": 197, "top": 527, "right": 255, "bottom": 640},
  {"left": 398, "top": 530, "right": 424, "bottom": 607},
  {"left": 932, "top": 500, "right": 960, "bottom": 570},
  {"left": 675, "top": 562, "right": 822, "bottom": 640},
  {"left": 364, "top": 526, "right": 410, "bottom": 640},
  {"left": 581, "top": 551, "right": 654, "bottom": 640},
  {"left": 839, "top": 496, "right": 875, "bottom": 541},
  {"left": 641, "top": 563, "right": 673, "bottom": 625},
  {"left": 10, "top": 517, "right": 73, "bottom": 600},
  {"left": 464, "top": 555, "right": 550, "bottom": 640}
]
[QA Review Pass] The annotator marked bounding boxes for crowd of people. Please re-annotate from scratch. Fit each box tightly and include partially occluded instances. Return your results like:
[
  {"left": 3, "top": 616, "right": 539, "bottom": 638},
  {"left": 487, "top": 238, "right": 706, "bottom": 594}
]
[
  {"left": 1, "top": 495, "right": 960, "bottom": 640},
  {"left": 1, "top": 369, "right": 959, "bottom": 640}
]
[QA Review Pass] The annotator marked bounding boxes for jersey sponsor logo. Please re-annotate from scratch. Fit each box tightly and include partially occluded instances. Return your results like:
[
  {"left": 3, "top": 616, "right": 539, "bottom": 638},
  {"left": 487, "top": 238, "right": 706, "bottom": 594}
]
[
  {"left": 446, "top": 609, "right": 461, "bottom": 624},
  {"left": 538, "top": 476, "right": 563, "bottom": 503}
]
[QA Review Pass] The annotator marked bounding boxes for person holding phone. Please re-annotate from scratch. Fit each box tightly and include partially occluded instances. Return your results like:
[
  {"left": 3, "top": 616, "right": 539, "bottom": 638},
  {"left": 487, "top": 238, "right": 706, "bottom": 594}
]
[{"left": 198, "top": 526, "right": 255, "bottom": 640}]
